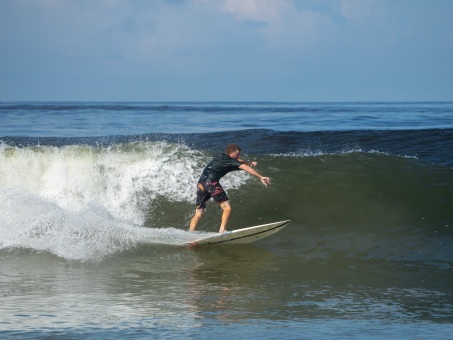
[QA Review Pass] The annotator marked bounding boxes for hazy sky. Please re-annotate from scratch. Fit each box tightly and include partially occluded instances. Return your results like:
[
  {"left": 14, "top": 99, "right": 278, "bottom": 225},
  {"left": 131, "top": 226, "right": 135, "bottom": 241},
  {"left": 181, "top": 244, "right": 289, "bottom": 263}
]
[{"left": 1, "top": 0, "right": 452, "bottom": 101}]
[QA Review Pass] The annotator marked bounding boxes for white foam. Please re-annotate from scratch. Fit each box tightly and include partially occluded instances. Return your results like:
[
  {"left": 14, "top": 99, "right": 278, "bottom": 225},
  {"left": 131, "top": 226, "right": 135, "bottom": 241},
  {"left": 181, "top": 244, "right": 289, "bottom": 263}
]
[
  {"left": 0, "top": 187, "right": 206, "bottom": 260},
  {"left": 0, "top": 142, "right": 249, "bottom": 258},
  {"left": 271, "top": 148, "right": 419, "bottom": 160},
  {"left": 0, "top": 142, "right": 214, "bottom": 223}
]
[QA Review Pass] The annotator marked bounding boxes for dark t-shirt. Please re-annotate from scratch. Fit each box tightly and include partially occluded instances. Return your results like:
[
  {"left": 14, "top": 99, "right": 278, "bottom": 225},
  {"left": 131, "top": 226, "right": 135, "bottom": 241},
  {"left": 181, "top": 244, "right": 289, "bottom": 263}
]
[{"left": 198, "top": 153, "right": 242, "bottom": 182}]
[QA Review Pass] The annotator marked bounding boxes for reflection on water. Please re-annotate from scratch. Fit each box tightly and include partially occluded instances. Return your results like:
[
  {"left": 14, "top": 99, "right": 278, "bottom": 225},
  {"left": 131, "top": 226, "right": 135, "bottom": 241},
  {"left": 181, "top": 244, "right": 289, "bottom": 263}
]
[{"left": 0, "top": 243, "right": 452, "bottom": 337}]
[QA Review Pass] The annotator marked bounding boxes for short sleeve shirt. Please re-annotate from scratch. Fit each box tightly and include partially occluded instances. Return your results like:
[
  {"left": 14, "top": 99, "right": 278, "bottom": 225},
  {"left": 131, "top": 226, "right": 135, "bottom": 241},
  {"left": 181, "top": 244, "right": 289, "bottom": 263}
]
[{"left": 198, "top": 153, "right": 242, "bottom": 182}]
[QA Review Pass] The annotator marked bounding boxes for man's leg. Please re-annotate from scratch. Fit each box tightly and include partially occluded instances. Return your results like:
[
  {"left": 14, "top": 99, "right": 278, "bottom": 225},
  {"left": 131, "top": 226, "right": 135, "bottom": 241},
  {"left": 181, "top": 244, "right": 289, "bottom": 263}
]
[
  {"left": 189, "top": 208, "right": 204, "bottom": 231},
  {"left": 218, "top": 201, "right": 231, "bottom": 233}
]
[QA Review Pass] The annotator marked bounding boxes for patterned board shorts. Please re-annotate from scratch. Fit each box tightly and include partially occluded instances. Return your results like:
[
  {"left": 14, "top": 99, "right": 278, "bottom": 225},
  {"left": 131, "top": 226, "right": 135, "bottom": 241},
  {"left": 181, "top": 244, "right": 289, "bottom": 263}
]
[{"left": 196, "top": 180, "right": 228, "bottom": 209}]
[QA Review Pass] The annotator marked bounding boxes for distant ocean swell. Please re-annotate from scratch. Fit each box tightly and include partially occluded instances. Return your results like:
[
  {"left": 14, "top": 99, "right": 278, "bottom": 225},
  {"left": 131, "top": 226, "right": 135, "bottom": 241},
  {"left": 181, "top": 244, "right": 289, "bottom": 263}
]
[
  {"left": 1, "top": 102, "right": 453, "bottom": 135},
  {"left": 1, "top": 134, "right": 452, "bottom": 264}
]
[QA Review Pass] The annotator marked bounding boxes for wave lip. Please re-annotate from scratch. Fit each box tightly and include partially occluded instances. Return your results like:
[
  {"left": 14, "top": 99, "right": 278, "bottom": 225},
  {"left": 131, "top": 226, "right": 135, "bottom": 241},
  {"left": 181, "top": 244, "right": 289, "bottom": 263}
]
[{"left": 2, "top": 127, "right": 452, "bottom": 167}]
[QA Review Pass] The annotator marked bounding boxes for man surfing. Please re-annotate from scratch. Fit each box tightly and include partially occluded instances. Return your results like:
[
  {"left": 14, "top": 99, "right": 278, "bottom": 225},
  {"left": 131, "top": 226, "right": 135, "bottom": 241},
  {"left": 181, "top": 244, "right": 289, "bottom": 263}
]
[{"left": 189, "top": 144, "right": 271, "bottom": 233}]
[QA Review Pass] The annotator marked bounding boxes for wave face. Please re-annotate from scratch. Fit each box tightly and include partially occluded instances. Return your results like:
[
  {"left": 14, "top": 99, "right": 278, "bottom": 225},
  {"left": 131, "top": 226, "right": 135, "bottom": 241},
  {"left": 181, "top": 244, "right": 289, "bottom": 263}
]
[{"left": 1, "top": 131, "right": 452, "bottom": 265}]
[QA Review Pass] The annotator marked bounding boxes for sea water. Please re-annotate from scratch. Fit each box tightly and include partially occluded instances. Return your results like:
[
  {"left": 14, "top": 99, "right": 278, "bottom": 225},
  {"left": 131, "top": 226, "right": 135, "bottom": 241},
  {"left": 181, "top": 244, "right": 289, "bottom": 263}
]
[{"left": 1, "top": 102, "right": 452, "bottom": 338}]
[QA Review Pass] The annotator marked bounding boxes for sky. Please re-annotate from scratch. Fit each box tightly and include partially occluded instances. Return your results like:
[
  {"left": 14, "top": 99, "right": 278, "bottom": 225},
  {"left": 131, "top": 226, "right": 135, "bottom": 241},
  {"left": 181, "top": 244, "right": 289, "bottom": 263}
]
[{"left": 0, "top": 0, "right": 452, "bottom": 102}]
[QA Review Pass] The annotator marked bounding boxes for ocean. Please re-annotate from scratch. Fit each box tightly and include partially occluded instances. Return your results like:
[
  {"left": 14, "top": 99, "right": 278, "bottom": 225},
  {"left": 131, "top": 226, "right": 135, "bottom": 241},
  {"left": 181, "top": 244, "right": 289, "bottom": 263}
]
[{"left": 0, "top": 102, "right": 452, "bottom": 338}]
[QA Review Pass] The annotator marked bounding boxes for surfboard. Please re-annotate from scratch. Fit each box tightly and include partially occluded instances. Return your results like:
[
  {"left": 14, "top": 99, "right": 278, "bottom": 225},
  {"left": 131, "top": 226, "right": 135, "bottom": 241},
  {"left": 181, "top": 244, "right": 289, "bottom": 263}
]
[{"left": 186, "top": 220, "right": 290, "bottom": 248}]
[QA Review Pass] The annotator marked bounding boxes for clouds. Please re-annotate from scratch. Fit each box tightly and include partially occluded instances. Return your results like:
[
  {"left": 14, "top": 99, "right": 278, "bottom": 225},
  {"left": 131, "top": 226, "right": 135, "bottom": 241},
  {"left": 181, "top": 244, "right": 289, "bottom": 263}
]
[
  {"left": 0, "top": 0, "right": 452, "bottom": 101},
  {"left": 222, "top": 0, "right": 334, "bottom": 51},
  {"left": 340, "top": 0, "right": 378, "bottom": 21},
  {"left": 222, "top": 0, "right": 284, "bottom": 24}
]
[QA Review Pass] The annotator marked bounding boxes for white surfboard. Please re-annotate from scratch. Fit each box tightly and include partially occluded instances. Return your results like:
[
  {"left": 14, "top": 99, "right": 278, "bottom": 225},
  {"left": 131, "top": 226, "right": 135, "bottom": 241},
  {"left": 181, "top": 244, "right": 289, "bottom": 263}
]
[{"left": 186, "top": 220, "right": 290, "bottom": 247}]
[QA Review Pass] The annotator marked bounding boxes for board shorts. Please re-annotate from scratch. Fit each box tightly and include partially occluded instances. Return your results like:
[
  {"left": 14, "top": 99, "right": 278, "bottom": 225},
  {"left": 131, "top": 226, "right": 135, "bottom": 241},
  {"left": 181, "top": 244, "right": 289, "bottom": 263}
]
[{"left": 196, "top": 180, "right": 228, "bottom": 210}]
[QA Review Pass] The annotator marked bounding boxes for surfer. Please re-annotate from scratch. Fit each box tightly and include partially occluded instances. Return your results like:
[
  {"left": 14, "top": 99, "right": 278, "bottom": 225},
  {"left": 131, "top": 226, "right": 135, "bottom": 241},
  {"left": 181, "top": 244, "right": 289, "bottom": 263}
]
[{"left": 189, "top": 144, "right": 271, "bottom": 233}]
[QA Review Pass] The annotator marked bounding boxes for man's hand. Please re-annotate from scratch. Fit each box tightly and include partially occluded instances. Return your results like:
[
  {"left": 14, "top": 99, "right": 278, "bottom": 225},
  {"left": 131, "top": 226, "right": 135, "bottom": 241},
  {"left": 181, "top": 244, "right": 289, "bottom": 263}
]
[{"left": 260, "top": 177, "right": 271, "bottom": 186}]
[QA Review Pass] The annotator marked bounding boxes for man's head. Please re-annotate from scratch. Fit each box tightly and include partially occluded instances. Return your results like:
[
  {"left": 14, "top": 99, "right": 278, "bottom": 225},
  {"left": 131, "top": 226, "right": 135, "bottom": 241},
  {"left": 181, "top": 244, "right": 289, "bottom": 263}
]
[{"left": 226, "top": 144, "right": 242, "bottom": 159}]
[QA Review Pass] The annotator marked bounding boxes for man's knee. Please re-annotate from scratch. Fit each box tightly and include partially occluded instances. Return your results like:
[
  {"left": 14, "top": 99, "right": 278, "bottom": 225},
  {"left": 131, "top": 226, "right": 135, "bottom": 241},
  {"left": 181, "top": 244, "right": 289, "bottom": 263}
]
[{"left": 219, "top": 201, "right": 231, "bottom": 212}]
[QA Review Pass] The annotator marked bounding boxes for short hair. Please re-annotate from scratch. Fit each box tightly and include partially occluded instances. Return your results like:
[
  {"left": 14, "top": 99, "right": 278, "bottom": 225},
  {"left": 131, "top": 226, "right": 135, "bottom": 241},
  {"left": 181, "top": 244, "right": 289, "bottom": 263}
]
[{"left": 225, "top": 144, "right": 242, "bottom": 155}]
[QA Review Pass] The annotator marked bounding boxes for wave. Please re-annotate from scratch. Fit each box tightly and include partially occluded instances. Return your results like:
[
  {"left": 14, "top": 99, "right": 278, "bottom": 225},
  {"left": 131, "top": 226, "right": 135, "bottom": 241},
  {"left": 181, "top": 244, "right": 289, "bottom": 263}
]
[
  {"left": 0, "top": 142, "right": 241, "bottom": 260},
  {"left": 1, "top": 138, "right": 452, "bottom": 263},
  {"left": 2, "top": 128, "right": 453, "bottom": 166}
]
